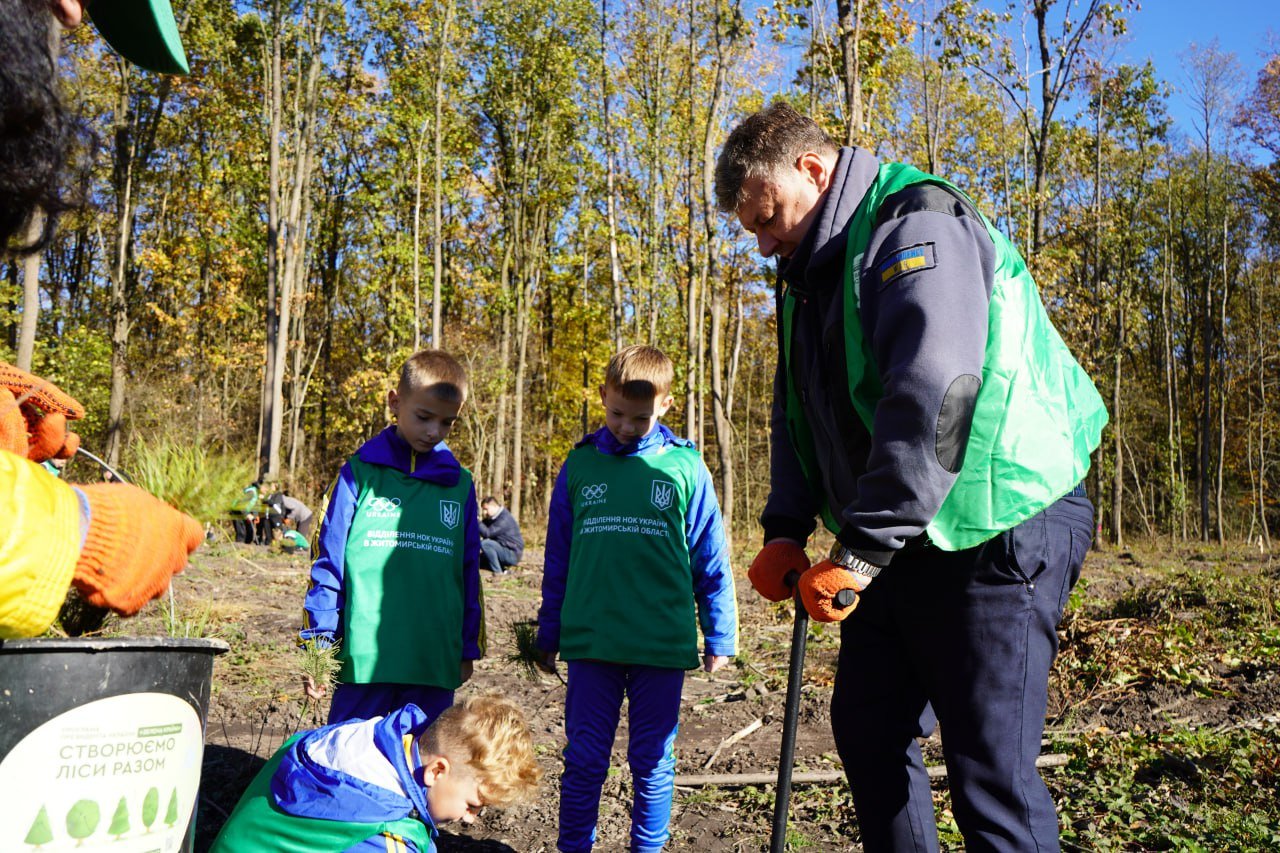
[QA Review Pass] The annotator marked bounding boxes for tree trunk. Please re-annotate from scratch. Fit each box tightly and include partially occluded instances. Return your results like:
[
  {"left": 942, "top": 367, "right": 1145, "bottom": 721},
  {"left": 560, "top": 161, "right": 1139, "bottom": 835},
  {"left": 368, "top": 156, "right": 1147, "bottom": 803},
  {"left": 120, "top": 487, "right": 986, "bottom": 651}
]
[
  {"left": 836, "top": 0, "right": 865, "bottom": 145},
  {"left": 14, "top": 212, "right": 43, "bottom": 371}
]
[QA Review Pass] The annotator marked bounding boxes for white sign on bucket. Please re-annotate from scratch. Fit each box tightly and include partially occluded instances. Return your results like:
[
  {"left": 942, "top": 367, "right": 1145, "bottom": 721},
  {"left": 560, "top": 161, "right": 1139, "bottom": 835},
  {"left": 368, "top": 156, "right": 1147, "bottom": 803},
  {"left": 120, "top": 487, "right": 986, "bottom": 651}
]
[{"left": 0, "top": 693, "right": 203, "bottom": 851}]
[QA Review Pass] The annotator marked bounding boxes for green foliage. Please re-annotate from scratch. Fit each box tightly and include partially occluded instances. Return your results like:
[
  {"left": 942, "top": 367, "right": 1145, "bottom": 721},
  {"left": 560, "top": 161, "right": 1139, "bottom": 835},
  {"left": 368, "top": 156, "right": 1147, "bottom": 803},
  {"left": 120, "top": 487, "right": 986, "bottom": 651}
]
[
  {"left": 507, "top": 620, "right": 544, "bottom": 681},
  {"left": 128, "top": 434, "right": 253, "bottom": 524},
  {"left": 64, "top": 799, "right": 100, "bottom": 842},
  {"left": 24, "top": 805, "right": 53, "bottom": 847},
  {"left": 108, "top": 797, "right": 130, "bottom": 838},
  {"left": 1054, "top": 725, "right": 1280, "bottom": 849},
  {"left": 298, "top": 639, "right": 342, "bottom": 697},
  {"left": 141, "top": 787, "right": 159, "bottom": 829},
  {"left": 164, "top": 789, "right": 180, "bottom": 827}
]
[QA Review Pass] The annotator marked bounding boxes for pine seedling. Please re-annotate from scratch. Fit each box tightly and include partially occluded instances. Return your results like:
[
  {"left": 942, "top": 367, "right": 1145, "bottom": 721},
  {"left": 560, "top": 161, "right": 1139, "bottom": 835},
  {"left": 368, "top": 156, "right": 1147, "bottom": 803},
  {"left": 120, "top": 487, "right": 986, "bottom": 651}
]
[
  {"left": 508, "top": 620, "right": 563, "bottom": 683},
  {"left": 298, "top": 639, "right": 342, "bottom": 697}
]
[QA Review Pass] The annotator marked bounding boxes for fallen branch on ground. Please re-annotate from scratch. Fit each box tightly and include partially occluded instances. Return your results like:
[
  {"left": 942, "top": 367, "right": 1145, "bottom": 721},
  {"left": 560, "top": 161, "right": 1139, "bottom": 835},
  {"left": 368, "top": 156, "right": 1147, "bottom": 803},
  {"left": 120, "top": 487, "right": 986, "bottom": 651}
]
[{"left": 703, "top": 718, "right": 763, "bottom": 770}]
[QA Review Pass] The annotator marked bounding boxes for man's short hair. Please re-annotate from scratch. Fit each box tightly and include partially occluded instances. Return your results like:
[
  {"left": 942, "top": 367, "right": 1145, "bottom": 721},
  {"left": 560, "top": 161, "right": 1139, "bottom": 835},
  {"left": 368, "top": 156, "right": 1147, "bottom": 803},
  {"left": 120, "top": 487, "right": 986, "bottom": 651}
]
[
  {"left": 419, "top": 695, "right": 541, "bottom": 808},
  {"left": 605, "top": 345, "right": 673, "bottom": 400},
  {"left": 481, "top": 496, "right": 500, "bottom": 508},
  {"left": 714, "top": 100, "right": 839, "bottom": 214},
  {"left": 398, "top": 349, "right": 468, "bottom": 403}
]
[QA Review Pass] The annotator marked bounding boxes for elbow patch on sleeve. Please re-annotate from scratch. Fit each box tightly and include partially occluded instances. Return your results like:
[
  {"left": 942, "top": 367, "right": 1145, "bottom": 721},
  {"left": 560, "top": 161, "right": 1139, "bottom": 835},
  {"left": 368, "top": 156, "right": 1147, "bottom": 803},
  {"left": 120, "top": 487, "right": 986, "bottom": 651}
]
[{"left": 936, "top": 374, "right": 981, "bottom": 473}]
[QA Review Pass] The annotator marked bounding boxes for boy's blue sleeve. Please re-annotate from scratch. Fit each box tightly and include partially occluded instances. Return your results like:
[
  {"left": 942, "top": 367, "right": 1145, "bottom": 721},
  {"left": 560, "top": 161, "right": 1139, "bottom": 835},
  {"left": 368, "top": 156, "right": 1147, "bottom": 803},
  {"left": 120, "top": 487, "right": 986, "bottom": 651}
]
[
  {"left": 536, "top": 464, "right": 572, "bottom": 653},
  {"left": 687, "top": 462, "right": 737, "bottom": 657},
  {"left": 461, "top": 485, "right": 483, "bottom": 660},
  {"left": 301, "top": 463, "right": 359, "bottom": 645}
]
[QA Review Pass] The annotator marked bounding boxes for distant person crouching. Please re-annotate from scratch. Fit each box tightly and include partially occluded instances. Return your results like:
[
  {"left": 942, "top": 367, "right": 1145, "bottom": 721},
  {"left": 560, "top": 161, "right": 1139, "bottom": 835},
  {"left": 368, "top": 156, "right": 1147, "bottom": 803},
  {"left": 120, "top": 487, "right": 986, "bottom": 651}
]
[{"left": 478, "top": 496, "right": 523, "bottom": 574}]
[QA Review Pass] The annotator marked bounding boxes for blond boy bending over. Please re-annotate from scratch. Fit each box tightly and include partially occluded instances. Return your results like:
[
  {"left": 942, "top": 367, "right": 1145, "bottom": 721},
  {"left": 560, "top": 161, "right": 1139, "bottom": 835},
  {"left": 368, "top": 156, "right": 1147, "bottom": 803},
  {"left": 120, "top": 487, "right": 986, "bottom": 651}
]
[{"left": 210, "top": 696, "right": 540, "bottom": 852}]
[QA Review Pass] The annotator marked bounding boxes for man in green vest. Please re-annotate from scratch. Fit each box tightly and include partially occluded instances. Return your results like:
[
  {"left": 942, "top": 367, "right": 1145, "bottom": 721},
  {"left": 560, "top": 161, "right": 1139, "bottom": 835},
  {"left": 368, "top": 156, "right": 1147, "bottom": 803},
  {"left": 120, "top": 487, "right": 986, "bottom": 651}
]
[{"left": 715, "top": 101, "right": 1106, "bottom": 852}]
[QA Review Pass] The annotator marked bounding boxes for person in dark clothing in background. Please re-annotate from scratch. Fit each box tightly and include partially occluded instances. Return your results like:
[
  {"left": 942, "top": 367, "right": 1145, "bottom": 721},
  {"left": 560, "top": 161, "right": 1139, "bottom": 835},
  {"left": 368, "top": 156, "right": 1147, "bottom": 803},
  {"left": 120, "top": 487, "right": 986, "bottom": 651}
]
[
  {"left": 478, "top": 496, "right": 523, "bottom": 574},
  {"left": 269, "top": 490, "right": 315, "bottom": 539}
]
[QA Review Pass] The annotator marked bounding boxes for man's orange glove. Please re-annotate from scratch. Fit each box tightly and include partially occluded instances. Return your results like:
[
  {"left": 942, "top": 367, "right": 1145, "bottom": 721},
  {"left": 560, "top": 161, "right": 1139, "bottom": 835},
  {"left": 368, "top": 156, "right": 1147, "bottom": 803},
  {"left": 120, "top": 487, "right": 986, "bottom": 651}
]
[
  {"left": 747, "top": 540, "right": 811, "bottom": 602},
  {"left": 72, "top": 483, "right": 204, "bottom": 615},
  {"left": 0, "top": 362, "right": 84, "bottom": 462},
  {"left": 797, "top": 560, "right": 871, "bottom": 623}
]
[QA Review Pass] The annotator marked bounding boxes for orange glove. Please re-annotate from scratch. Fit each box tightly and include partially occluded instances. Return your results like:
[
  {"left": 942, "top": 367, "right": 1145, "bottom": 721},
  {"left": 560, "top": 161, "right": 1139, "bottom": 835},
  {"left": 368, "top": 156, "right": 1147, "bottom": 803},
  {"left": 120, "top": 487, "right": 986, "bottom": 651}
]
[
  {"left": 71, "top": 483, "right": 204, "bottom": 615},
  {"left": 0, "top": 362, "right": 85, "bottom": 462},
  {"left": 747, "top": 540, "right": 811, "bottom": 602},
  {"left": 797, "top": 560, "right": 872, "bottom": 623}
]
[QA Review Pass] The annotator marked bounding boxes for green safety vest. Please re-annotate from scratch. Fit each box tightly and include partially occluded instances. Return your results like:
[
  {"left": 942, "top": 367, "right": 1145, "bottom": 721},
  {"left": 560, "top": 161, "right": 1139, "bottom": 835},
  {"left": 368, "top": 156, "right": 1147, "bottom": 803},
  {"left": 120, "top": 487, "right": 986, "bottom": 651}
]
[
  {"left": 209, "top": 735, "right": 433, "bottom": 853},
  {"left": 560, "top": 442, "right": 704, "bottom": 670},
  {"left": 340, "top": 457, "right": 473, "bottom": 688},
  {"left": 781, "top": 162, "right": 1108, "bottom": 551}
]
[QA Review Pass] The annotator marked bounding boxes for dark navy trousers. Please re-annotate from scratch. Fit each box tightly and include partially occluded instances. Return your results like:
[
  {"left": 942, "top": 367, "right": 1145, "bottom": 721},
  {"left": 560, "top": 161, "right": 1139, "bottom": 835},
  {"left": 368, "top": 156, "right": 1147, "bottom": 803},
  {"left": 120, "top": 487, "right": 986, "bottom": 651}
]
[
  {"left": 558, "top": 661, "right": 684, "bottom": 852},
  {"left": 327, "top": 682, "right": 453, "bottom": 726},
  {"left": 832, "top": 488, "right": 1093, "bottom": 852}
]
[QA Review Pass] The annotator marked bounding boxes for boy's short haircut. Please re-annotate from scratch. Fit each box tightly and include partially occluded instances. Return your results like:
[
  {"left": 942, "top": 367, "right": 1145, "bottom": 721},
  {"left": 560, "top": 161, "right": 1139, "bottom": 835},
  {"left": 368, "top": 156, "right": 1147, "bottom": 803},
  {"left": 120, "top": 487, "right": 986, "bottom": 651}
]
[
  {"left": 714, "top": 100, "right": 839, "bottom": 214},
  {"left": 605, "top": 345, "right": 673, "bottom": 400},
  {"left": 399, "top": 349, "right": 469, "bottom": 403},
  {"left": 419, "top": 695, "right": 541, "bottom": 807}
]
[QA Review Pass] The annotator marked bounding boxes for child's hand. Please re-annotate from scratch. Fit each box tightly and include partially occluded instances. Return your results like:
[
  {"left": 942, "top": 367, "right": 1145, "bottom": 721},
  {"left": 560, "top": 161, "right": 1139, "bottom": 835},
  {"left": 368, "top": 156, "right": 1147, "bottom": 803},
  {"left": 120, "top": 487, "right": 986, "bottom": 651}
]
[
  {"left": 703, "top": 654, "right": 729, "bottom": 673},
  {"left": 536, "top": 651, "right": 558, "bottom": 675},
  {"left": 302, "top": 674, "right": 327, "bottom": 701},
  {"left": 460, "top": 660, "right": 475, "bottom": 684}
]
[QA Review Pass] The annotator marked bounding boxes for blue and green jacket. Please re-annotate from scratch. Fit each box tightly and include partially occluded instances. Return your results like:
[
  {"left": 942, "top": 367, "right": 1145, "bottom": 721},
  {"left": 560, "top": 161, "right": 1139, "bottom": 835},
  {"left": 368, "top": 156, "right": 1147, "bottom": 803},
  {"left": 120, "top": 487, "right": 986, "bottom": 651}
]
[
  {"left": 210, "top": 704, "right": 438, "bottom": 852},
  {"left": 301, "top": 427, "right": 482, "bottom": 663},
  {"left": 536, "top": 424, "right": 737, "bottom": 663}
]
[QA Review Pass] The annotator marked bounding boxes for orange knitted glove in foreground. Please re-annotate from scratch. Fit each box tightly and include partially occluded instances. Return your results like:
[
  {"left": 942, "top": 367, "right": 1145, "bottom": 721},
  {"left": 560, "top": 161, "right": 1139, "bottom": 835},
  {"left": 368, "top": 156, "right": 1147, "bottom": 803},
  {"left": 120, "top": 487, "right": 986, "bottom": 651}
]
[
  {"left": 797, "top": 560, "right": 870, "bottom": 623},
  {"left": 747, "top": 540, "right": 811, "bottom": 602},
  {"left": 0, "top": 362, "right": 85, "bottom": 462},
  {"left": 72, "top": 483, "right": 204, "bottom": 615}
]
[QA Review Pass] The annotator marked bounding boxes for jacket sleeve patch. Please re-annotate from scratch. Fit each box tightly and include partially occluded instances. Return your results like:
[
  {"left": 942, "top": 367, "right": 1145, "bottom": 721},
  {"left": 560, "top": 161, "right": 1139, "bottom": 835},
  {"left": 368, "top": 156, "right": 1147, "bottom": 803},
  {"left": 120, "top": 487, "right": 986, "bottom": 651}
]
[{"left": 876, "top": 242, "right": 936, "bottom": 288}]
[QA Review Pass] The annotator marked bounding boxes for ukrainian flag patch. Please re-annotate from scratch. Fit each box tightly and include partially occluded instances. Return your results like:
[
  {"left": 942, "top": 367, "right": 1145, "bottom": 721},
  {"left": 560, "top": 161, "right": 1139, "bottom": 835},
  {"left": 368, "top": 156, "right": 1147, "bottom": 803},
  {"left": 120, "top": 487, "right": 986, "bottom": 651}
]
[{"left": 876, "top": 242, "right": 936, "bottom": 287}]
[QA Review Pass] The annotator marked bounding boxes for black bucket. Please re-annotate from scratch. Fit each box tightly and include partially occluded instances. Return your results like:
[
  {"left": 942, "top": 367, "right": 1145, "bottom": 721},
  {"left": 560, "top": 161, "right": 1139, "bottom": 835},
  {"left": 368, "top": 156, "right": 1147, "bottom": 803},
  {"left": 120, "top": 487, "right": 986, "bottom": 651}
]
[{"left": 0, "top": 637, "right": 228, "bottom": 852}]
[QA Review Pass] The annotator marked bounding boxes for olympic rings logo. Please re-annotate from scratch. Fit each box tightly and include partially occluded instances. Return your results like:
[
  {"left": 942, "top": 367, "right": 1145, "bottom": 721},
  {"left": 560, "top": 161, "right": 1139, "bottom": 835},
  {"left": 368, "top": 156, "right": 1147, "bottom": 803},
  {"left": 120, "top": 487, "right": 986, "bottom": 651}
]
[
  {"left": 368, "top": 496, "right": 402, "bottom": 512},
  {"left": 581, "top": 483, "right": 608, "bottom": 500}
]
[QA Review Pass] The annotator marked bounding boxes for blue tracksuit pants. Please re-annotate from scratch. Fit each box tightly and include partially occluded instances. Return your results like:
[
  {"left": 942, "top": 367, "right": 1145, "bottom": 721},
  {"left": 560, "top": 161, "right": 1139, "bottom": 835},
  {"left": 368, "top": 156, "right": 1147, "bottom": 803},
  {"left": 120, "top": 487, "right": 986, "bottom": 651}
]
[
  {"left": 831, "top": 487, "right": 1093, "bottom": 852},
  {"left": 328, "top": 682, "right": 454, "bottom": 726},
  {"left": 559, "top": 661, "right": 685, "bottom": 853}
]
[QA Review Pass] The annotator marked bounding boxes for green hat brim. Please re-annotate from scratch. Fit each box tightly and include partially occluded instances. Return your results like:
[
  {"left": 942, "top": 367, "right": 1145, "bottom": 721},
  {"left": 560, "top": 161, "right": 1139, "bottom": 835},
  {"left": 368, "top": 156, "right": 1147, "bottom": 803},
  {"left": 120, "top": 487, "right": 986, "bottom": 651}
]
[{"left": 89, "top": 0, "right": 190, "bottom": 75}]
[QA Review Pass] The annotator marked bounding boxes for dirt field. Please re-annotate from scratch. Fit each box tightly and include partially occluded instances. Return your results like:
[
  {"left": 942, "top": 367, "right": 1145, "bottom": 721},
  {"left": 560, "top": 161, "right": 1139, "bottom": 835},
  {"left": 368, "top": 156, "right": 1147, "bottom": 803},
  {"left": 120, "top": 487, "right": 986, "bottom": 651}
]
[{"left": 138, "top": 536, "right": 1279, "bottom": 851}]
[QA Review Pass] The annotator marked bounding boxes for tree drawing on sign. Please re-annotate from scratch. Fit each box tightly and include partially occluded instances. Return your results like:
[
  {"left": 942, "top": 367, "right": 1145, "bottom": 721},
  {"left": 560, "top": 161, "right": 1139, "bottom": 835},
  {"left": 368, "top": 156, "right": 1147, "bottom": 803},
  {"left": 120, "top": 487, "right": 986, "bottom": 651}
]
[
  {"left": 164, "top": 788, "right": 180, "bottom": 827},
  {"left": 108, "top": 797, "right": 131, "bottom": 839},
  {"left": 65, "top": 799, "right": 101, "bottom": 846},
  {"left": 23, "top": 805, "right": 53, "bottom": 848},
  {"left": 142, "top": 787, "right": 160, "bottom": 831}
]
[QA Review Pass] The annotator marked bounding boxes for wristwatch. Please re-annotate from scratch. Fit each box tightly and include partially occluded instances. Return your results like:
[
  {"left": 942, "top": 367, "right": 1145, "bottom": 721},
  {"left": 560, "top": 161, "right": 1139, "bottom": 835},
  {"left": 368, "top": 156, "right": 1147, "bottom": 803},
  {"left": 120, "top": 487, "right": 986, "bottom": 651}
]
[{"left": 828, "top": 541, "right": 882, "bottom": 579}]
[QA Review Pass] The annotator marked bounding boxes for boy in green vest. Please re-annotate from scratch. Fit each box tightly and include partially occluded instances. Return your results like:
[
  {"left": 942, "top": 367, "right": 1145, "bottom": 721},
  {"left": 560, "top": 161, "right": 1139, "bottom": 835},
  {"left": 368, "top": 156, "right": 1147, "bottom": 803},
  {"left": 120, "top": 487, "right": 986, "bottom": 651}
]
[
  {"left": 209, "top": 695, "right": 541, "bottom": 852},
  {"left": 536, "top": 345, "right": 738, "bottom": 852},
  {"left": 301, "top": 350, "right": 483, "bottom": 725}
]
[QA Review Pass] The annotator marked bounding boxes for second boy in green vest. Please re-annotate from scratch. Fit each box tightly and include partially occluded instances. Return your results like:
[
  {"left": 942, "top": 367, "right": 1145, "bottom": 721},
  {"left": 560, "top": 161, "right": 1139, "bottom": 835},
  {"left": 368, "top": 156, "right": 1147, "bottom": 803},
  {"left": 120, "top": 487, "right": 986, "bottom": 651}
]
[
  {"left": 537, "top": 345, "right": 738, "bottom": 853},
  {"left": 302, "top": 350, "right": 483, "bottom": 724}
]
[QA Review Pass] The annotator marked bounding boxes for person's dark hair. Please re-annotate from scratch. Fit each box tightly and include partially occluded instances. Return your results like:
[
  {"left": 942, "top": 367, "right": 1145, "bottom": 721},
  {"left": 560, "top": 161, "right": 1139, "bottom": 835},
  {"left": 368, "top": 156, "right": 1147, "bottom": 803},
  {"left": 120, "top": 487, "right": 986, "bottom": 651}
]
[
  {"left": 0, "top": 0, "right": 87, "bottom": 254},
  {"left": 482, "top": 496, "right": 500, "bottom": 507},
  {"left": 714, "top": 100, "right": 839, "bottom": 214}
]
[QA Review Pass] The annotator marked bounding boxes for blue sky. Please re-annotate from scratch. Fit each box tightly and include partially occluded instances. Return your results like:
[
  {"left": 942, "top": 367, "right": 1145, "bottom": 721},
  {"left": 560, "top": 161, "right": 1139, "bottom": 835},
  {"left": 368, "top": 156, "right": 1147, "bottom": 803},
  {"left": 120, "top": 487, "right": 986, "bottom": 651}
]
[{"left": 1105, "top": 1, "right": 1275, "bottom": 148}]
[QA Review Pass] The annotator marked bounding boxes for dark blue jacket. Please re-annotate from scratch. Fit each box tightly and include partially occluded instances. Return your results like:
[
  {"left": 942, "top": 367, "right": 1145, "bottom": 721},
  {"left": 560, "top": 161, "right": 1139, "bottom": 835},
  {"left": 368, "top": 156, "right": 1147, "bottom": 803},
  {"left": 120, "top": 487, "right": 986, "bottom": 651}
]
[
  {"left": 479, "top": 507, "right": 524, "bottom": 563},
  {"left": 764, "top": 147, "right": 995, "bottom": 567},
  {"left": 301, "top": 427, "right": 483, "bottom": 660},
  {"left": 536, "top": 424, "right": 737, "bottom": 659}
]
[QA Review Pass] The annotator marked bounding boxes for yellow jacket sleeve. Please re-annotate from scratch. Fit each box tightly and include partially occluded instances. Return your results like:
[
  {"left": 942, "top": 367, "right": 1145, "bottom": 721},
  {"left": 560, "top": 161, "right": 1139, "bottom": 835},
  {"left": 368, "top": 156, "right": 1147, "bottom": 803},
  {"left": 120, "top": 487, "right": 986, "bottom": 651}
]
[{"left": 0, "top": 449, "right": 83, "bottom": 638}]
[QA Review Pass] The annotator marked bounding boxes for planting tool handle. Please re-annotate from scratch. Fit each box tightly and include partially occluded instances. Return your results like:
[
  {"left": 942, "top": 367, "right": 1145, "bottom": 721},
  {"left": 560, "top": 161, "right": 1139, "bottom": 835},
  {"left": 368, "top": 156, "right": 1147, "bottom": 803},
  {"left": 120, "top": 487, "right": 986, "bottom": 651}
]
[
  {"left": 783, "top": 570, "right": 858, "bottom": 610},
  {"left": 771, "top": 582, "right": 809, "bottom": 853}
]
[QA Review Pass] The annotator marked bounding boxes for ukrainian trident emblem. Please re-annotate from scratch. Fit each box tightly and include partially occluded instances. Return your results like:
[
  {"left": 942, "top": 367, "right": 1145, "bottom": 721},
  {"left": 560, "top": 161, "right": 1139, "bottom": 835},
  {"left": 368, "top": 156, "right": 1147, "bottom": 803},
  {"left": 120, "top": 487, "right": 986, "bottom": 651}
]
[
  {"left": 650, "top": 480, "right": 674, "bottom": 510},
  {"left": 440, "top": 500, "right": 461, "bottom": 529}
]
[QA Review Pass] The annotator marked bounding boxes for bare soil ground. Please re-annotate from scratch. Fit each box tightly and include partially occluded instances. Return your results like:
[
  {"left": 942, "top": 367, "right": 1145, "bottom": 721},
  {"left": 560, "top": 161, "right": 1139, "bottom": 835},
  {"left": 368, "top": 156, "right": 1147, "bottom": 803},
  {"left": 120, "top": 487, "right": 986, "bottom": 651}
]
[{"left": 124, "top": 537, "right": 1279, "bottom": 851}]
